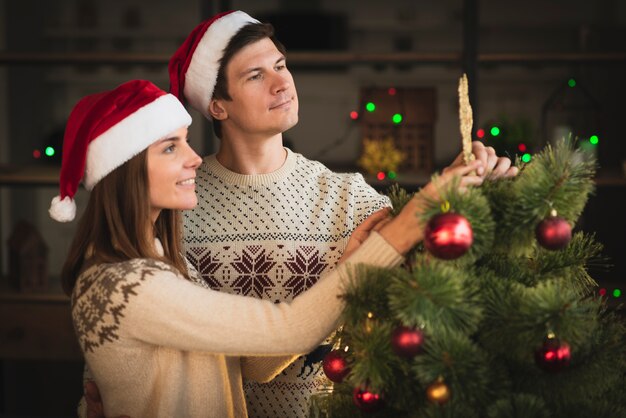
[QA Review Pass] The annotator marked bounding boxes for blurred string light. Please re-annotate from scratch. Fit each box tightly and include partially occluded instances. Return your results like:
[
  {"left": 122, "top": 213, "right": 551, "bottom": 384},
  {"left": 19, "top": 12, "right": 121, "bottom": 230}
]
[
  {"left": 589, "top": 135, "right": 599, "bottom": 145},
  {"left": 518, "top": 143, "right": 527, "bottom": 152},
  {"left": 476, "top": 128, "right": 485, "bottom": 139},
  {"left": 598, "top": 288, "right": 622, "bottom": 298},
  {"left": 375, "top": 171, "right": 398, "bottom": 181},
  {"left": 568, "top": 78, "right": 576, "bottom": 88},
  {"left": 350, "top": 111, "right": 359, "bottom": 120},
  {"left": 33, "top": 149, "right": 41, "bottom": 159},
  {"left": 490, "top": 126, "right": 500, "bottom": 137},
  {"left": 366, "top": 102, "right": 376, "bottom": 112},
  {"left": 521, "top": 153, "right": 532, "bottom": 163},
  {"left": 392, "top": 113, "right": 403, "bottom": 124},
  {"left": 45, "top": 146, "right": 55, "bottom": 157},
  {"left": 388, "top": 87, "right": 397, "bottom": 96}
]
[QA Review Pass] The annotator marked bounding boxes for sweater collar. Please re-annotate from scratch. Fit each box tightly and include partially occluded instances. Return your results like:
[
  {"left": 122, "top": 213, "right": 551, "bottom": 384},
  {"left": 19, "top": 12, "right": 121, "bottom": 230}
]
[
  {"left": 154, "top": 238, "right": 164, "bottom": 256},
  {"left": 203, "top": 147, "right": 297, "bottom": 186}
]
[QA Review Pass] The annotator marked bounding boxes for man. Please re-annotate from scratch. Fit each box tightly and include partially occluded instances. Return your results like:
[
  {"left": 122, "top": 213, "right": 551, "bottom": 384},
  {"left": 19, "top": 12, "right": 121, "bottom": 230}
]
[{"left": 84, "top": 10, "right": 517, "bottom": 418}]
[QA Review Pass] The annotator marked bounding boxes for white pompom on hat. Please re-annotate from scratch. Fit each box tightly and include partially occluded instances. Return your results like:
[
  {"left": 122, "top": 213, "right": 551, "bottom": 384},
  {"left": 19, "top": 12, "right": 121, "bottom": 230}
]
[
  {"left": 49, "top": 79, "right": 192, "bottom": 222},
  {"left": 168, "top": 10, "right": 259, "bottom": 118}
]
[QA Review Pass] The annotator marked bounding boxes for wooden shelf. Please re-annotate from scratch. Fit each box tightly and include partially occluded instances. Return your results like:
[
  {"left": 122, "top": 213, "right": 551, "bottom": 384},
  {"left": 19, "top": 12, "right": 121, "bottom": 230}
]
[
  {"left": 0, "top": 164, "right": 622, "bottom": 188},
  {"left": 0, "top": 164, "right": 60, "bottom": 186},
  {"left": 1, "top": 51, "right": 625, "bottom": 67}
]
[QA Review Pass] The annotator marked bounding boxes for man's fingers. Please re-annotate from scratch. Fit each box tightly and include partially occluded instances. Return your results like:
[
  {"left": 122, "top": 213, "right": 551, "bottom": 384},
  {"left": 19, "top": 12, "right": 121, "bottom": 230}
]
[
  {"left": 372, "top": 217, "right": 392, "bottom": 232},
  {"left": 506, "top": 166, "right": 520, "bottom": 177},
  {"left": 488, "top": 157, "right": 511, "bottom": 179},
  {"left": 84, "top": 380, "right": 101, "bottom": 402},
  {"left": 358, "top": 208, "right": 391, "bottom": 234},
  {"left": 84, "top": 380, "right": 104, "bottom": 418}
]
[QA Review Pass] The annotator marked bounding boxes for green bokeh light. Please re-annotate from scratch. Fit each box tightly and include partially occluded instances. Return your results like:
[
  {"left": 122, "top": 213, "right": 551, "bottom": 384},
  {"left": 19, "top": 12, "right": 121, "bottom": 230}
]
[
  {"left": 568, "top": 78, "right": 576, "bottom": 87},
  {"left": 366, "top": 102, "right": 376, "bottom": 112},
  {"left": 521, "top": 153, "right": 532, "bottom": 163},
  {"left": 589, "top": 135, "right": 599, "bottom": 145},
  {"left": 388, "top": 171, "right": 397, "bottom": 179},
  {"left": 614, "top": 289, "right": 621, "bottom": 298},
  {"left": 45, "top": 146, "right": 55, "bottom": 157},
  {"left": 392, "top": 113, "right": 403, "bottom": 124},
  {"left": 490, "top": 126, "right": 500, "bottom": 136}
]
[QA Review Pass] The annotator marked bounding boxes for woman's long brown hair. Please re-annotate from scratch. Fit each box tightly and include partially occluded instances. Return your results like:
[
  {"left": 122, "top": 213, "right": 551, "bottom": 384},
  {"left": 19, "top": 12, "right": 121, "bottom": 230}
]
[{"left": 61, "top": 150, "right": 190, "bottom": 295}]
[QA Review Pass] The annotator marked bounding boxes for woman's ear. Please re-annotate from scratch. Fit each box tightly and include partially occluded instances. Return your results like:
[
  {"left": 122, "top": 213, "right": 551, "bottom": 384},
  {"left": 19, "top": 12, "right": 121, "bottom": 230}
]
[{"left": 208, "top": 99, "right": 227, "bottom": 121}]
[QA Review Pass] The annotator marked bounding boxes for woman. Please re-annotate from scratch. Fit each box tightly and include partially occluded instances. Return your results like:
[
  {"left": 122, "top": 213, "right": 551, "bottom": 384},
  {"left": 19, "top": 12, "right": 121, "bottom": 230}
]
[{"left": 50, "top": 80, "right": 486, "bottom": 417}]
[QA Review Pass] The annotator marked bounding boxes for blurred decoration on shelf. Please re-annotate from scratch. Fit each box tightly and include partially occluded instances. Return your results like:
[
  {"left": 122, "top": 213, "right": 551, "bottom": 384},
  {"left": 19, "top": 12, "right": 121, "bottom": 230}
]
[
  {"left": 359, "top": 87, "right": 435, "bottom": 175},
  {"left": 541, "top": 78, "right": 603, "bottom": 158},
  {"left": 35, "top": 126, "right": 64, "bottom": 165},
  {"left": 476, "top": 115, "right": 537, "bottom": 161},
  {"left": 357, "top": 137, "right": 405, "bottom": 177},
  {"left": 8, "top": 220, "right": 49, "bottom": 292}
]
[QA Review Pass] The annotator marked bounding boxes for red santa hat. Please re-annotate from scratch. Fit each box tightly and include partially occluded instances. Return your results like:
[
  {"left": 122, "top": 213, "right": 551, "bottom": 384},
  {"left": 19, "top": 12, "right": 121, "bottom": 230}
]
[
  {"left": 49, "top": 79, "right": 192, "bottom": 222},
  {"left": 168, "top": 10, "right": 259, "bottom": 118}
]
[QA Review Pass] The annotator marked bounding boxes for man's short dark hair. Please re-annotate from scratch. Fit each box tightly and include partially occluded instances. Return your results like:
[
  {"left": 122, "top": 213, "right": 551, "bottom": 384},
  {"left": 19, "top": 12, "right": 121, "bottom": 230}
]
[{"left": 211, "top": 22, "right": 287, "bottom": 139}]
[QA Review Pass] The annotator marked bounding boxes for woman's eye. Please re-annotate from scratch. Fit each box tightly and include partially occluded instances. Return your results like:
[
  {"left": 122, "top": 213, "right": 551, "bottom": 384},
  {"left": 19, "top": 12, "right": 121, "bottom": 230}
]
[{"left": 165, "top": 144, "right": 176, "bottom": 153}]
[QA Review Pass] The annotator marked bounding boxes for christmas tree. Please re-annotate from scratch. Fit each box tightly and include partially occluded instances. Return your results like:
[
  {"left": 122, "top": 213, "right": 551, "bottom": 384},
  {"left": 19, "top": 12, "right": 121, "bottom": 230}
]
[{"left": 310, "top": 139, "right": 626, "bottom": 418}]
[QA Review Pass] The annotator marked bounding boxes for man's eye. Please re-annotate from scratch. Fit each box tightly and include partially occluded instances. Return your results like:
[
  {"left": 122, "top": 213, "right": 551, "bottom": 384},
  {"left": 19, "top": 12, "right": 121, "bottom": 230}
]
[{"left": 249, "top": 73, "right": 262, "bottom": 81}]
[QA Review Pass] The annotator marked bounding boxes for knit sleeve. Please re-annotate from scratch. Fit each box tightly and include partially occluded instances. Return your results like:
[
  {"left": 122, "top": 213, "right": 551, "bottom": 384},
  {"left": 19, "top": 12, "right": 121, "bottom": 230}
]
[{"left": 118, "top": 232, "right": 402, "bottom": 356}]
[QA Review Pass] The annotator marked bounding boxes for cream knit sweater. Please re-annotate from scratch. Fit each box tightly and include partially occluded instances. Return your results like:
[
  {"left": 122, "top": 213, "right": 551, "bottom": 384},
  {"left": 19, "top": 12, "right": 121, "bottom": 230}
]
[{"left": 72, "top": 232, "right": 402, "bottom": 417}]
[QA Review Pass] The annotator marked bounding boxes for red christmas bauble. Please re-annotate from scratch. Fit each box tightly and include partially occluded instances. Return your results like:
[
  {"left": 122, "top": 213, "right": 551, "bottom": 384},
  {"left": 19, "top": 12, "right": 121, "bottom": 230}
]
[
  {"left": 534, "top": 336, "right": 571, "bottom": 373},
  {"left": 535, "top": 216, "right": 572, "bottom": 250},
  {"left": 423, "top": 212, "right": 473, "bottom": 260},
  {"left": 322, "top": 350, "right": 350, "bottom": 383},
  {"left": 353, "top": 387, "right": 384, "bottom": 413},
  {"left": 391, "top": 325, "right": 425, "bottom": 358}
]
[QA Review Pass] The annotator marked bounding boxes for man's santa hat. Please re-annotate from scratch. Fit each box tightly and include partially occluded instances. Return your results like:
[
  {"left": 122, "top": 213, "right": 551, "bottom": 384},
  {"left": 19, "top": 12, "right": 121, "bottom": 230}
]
[
  {"left": 49, "top": 79, "right": 192, "bottom": 222},
  {"left": 168, "top": 10, "right": 259, "bottom": 118}
]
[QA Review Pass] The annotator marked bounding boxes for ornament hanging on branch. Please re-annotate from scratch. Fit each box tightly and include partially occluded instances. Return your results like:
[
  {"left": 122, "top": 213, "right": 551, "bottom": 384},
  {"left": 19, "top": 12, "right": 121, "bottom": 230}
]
[
  {"left": 424, "top": 203, "right": 473, "bottom": 260},
  {"left": 535, "top": 209, "right": 572, "bottom": 250},
  {"left": 353, "top": 386, "right": 384, "bottom": 413},
  {"left": 426, "top": 376, "right": 451, "bottom": 405},
  {"left": 391, "top": 325, "right": 425, "bottom": 359},
  {"left": 458, "top": 73, "right": 476, "bottom": 166},
  {"left": 534, "top": 333, "right": 571, "bottom": 373},
  {"left": 322, "top": 349, "right": 350, "bottom": 383}
]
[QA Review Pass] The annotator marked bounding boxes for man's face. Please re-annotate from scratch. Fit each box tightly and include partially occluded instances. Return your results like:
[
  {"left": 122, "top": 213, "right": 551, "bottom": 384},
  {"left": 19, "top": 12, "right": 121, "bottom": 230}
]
[{"left": 215, "top": 37, "right": 299, "bottom": 138}]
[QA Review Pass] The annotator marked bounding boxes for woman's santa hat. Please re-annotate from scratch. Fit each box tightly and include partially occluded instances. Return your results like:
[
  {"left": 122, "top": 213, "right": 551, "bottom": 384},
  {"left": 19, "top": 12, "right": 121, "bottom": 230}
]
[
  {"left": 168, "top": 10, "right": 259, "bottom": 118},
  {"left": 49, "top": 79, "right": 192, "bottom": 222}
]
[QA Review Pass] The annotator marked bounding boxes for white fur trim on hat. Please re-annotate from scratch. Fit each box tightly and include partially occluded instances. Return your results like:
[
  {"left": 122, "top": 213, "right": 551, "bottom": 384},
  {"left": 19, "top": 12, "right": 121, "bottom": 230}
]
[
  {"left": 184, "top": 11, "right": 258, "bottom": 119},
  {"left": 84, "top": 93, "right": 192, "bottom": 190},
  {"left": 49, "top": 195, "right": 77, "bottom": 222}
]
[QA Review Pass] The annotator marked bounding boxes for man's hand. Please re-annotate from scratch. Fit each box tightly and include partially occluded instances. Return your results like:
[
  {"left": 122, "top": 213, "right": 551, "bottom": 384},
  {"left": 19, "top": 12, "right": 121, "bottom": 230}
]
[
  {"left": 446, "top": 141, "right": 519, "bottom": 179},
  {"left": 339, "top": 208, "right": 392, "bottom": 262},
  {"left": 85, "top": 380, "right": 130, "bottom": 418}
]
